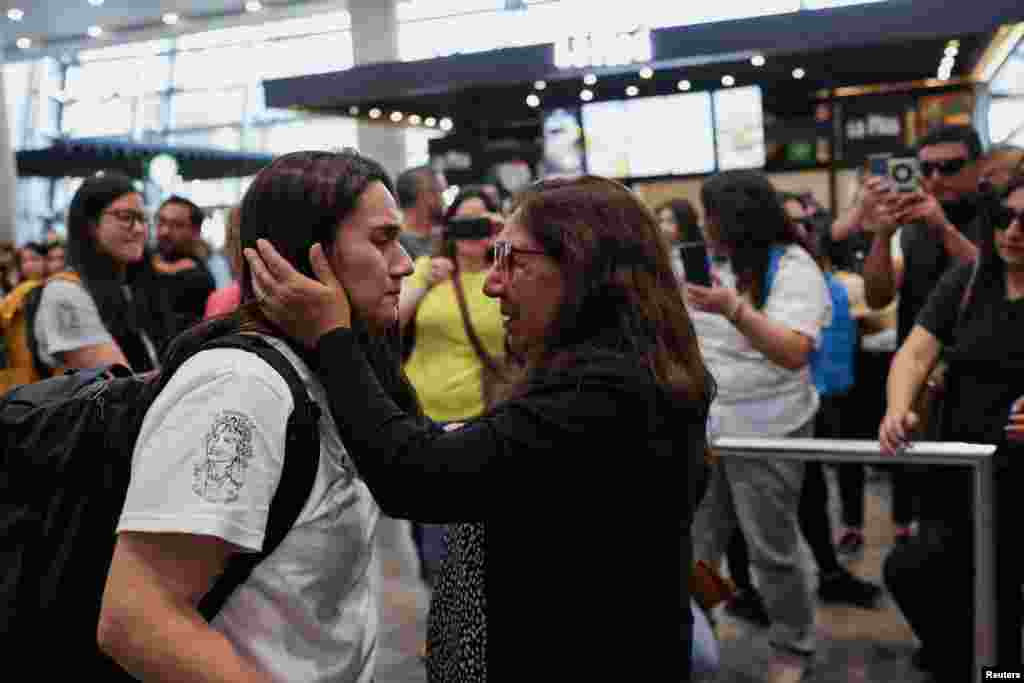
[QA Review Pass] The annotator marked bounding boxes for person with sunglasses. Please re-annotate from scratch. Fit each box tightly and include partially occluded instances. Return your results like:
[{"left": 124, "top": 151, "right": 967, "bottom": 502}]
[
  {"left": 243, "top": 175, "right": 715, "bottom": 682},
  {"left": 879, "top": 174, "right": 1024, "bottom": 681},
  {"left": 32, "top": 172, "right": 175, "bottom": 374}
]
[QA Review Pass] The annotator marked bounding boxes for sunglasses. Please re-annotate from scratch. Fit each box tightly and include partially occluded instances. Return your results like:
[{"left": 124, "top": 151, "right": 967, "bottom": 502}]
[
  {"left": 992, "top": 205, "right": 1024, "bottom": 231},
  {"left": 920, "top": 158, "right": 969, "bottom": 178},
  {"left": 486, "top": 240, "right": 546, "bottom": 275}
]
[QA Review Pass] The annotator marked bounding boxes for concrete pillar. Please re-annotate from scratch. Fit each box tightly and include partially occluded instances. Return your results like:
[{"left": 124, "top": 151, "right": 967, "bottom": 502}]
[
  {"left": 0, "top": 64, "right": 20, "bottom": 245},
  {"left": 348, "top": 0, "right": 407, "bottom": 182}
]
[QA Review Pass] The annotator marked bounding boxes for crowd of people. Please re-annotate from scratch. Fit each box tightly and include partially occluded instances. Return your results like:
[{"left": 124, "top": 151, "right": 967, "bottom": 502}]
[{"left": 0, "top": 124, "right": 1022, "bottom": 683}]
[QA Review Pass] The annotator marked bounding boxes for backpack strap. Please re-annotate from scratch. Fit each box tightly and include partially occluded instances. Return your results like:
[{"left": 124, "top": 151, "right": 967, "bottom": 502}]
[{"left": 193, "top": 333, "right": 322, "bottom": 621}]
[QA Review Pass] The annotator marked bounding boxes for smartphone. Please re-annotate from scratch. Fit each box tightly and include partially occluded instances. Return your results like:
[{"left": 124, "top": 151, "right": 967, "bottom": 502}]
[
  {"left": 868, "top": 153, "right": 891, "bottom": 178},
  {"left": 679, "top": 241, "right": 712, "bottom": 287},
  {"left": 445, "top": 216, "right": 493, "bottom": 241}
]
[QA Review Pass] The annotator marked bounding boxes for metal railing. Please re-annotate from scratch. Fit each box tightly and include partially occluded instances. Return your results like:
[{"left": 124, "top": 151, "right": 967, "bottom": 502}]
[{"left": 712, "top": 437, "right": 998, "bottom": 682}]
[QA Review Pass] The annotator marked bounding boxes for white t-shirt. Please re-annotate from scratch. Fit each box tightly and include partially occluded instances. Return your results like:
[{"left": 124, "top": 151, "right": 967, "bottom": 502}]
[
  {"left": 691, "top": 244, "right": 831, "bottom": 437},
  {"left": 35, "top": 278, "right": 114, "bottom": 368},
  {"left": 118, "top": 335, "right": 380, "bottom": 682},
  {"left": 34, "top": 278, "right": 159, "bottom": 369}
]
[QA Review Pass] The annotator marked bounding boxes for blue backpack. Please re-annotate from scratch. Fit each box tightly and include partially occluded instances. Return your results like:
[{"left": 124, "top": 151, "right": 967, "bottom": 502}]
[{"left": 766, "top": 247, "right": 856, "bottom": 398}]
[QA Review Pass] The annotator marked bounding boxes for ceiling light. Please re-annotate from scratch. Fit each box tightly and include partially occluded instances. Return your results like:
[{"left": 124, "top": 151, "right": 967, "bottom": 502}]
[
  {"left": 425, "top": 117, "right": 437, "bottom": 127},
  {"left": 792, "top": 67, "right": 806, "bottom": 79},
  {"left": 677, "top": 79, "right": 691, "bottom": 91},
  {"left": 162, "top": 13, "right": 179, "bottom": 25},
  {"left": 7, "top": 8, "right": 24, "bottom": 21},
  {"left": 639, "top": 66, "right": 654, "bottom": 79},
  {"left": 87, "top": 25, "right": 104, "bottom": 38},
  {"left": 408, "top": 114, "right": 422, "bottom": 125},
  {"left": 526, "top": 94, "right": 540, "bottom": 108},
  {"left": 390, "top": 111, "right": 404, "bottom": 122},
  {"left": 88, "top": 0, "right": 104, "bottom": 6},
  {"left": 583, "top": 73, "right": 597, "bottom": 86},
  {"left": 751, "top": 54, "right": 765, "bottom": 67},
  {"left": 625, "top": 85, "right": 639, "bottom": 97},
  {"left": 439, "top": 118, "right": 454, "bottom": 132},
  {"left": 721, "top": 75, "right": 735, "bottom": 87},
  {"left": 369, "top": 108, "right": 382, "bottom": 119},
  {"left": 16, "top": 37, "right": 31, "bottom": 49},
  {"left": 245, "top": 1, "right": 264, "bottom": 11},
  {"left": 580, "top": 89, "right": 594, "bottom": 101},
  {"left": 533, "top": 80, "right": 546, "bottom": 90},
  {"left": 348, "top": 106, "right": 359, "bottom": 116}
]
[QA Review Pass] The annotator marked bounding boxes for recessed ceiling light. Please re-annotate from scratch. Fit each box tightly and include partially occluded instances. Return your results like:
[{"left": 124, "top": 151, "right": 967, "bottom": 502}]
[
  {"left": 16, "top": 37, "right": 31, "bottom": 49},
  {"left": 348, "top": 106, "right": 359, "bottom": 116},
  {"left": 408, "top": 114, "right": 422, "bottom": 125},
  {"left": 424, "top": 117, "right": 437, "bottom": 127},
  {"left": 7, "top": 8, "right": 24, "bottom": 21},
  {"left": 639, "top": 66, "right": 654, "bottom": 79},
  {"left": 533, "top": 80, "right": 546, "bottom": 91},
  {"left": 87, "top": 25, "right": 104, "bottom": 38},
  {"left": 526, "top": 94, "right": 540, "bottom": 108},
  {"left": 721, "top": 75, "right": 735, "bottom": 87},
  {"left": 390, "top": 111, "right": 404, "bottom": 122},
  {"left": 580, "top": 89, "right": 594, "bottom": 101},
  {"left": 369, "top": 108, "right": 382, "bottom": 119},
  {"left": 162, "top": 13, "right": 179, "bottom": 25},
  {"left": 245, "top": 0, "right": 264, "bottom": 11},
  {"left": 625, "top": 85, "right": 639, "bottom": 97},
  {"left": 583, "top": 73, "right": 597, "bottom": 86},
  {"left": 88, "top": 0, "right": 104, "bottom": 6},
  {"left": 677, "top": 79, "right": 691, "bottom": 91},
  {"left": 792, "top": 67, "right": 806, "bottom": 79},
  {"left": 751, "top": 54, "right": 765, "bottom": 67},
  {"left": 439, "top": 117, "right": 454, "bottom": 132}
]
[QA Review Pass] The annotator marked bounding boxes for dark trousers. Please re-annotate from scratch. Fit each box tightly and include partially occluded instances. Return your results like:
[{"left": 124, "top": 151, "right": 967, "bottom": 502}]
[{"left": 884, "top": 460, "right": 1022, "bottom": 676}]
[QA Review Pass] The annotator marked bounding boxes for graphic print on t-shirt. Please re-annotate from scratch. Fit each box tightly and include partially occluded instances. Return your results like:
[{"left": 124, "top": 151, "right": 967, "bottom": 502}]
[
  {"left": 55, "top": 300, "right": 82, "bottom": 336},
  {"left": 192, "top": 410, "right": 256, "bottom": 503}
]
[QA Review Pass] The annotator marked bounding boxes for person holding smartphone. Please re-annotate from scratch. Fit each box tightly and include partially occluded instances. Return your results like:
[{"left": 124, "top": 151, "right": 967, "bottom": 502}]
[{"left": 396, "top": 186, "right": 505, "bottom": 589}]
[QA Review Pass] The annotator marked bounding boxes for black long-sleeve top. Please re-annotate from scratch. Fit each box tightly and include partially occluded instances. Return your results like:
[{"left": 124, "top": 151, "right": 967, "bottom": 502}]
[{"left": 314, "top": 328, "right": 705, "bottom": 681}]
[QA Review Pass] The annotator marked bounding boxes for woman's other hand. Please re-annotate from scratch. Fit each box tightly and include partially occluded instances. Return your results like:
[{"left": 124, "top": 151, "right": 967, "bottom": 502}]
[
  {"left": 879, "top": 410, "right": 919, "bottom": 456},
  {"left": 245, "top": 239, "right": 351, "bottom": 348},
  {"left": 1007, "top": 397, "right": 1024, "bottom": 443},
  {"left": 686, "top": 283, "right": 741, "bottom": 319}
]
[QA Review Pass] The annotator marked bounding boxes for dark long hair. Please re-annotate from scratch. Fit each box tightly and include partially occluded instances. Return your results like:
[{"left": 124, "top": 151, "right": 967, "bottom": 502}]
[
  {"left": 162, "top": 150, "right": 422, "bottom": 416},
  {"left": 969, "top": 174, "right": 1024, "bottom": 301},
  {"left": 701, "top": 170, "right": 815, "bottom": 309},
  {"left": 65, "top": 172, "right": 174, "bottom": 366},
  {"left": 511, "top": 175, "right": 716, "bottom": 415},
  {"left": 656, "top": 198, "right": 700, "bottom": 243}
]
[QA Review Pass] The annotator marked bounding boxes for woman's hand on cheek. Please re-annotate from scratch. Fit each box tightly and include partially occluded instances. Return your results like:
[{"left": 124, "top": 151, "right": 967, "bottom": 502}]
[{"left": 244, "top": 239, "right": 352, "bottom": 349}]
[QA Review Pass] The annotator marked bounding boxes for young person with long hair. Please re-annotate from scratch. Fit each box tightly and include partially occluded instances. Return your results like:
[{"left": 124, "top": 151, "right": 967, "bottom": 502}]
[
  {"left": 686, "top": 170, "right": 831, "bottom": 667},
  {"left": 34, "top": 172, "right": 174, "bottom": 373},
  {"left": 98, "top": 150, "right": 417, "bottom": 682},
  {"left": 246, "top": 175, "right": 715, "bottom": 682}
]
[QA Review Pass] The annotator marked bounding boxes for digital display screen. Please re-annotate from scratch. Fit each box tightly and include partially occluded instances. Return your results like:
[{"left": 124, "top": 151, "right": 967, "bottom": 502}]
[
  {"left": 582, "top": 92, "right": 716, "bottom": 178},
  {"left": 714, "top": 85, "right": 766, "bottom": 170}
]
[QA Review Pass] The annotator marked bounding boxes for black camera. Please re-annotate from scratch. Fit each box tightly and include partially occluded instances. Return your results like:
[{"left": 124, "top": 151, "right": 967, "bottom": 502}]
[{"left": 445, "top": 216, "right": 493, "bottom": 241}]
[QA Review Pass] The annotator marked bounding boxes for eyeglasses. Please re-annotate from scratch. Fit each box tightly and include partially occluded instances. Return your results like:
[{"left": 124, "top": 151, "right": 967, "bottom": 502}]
[
  {"left": 103, "top": 209, "right": 149, "bottom": 228},
  {"left": 487, "top": 240, "right": 547, "bottom": 275},
  {"left": 992, "top": 205, "right": 1024, "bottom": 231},
  {"left": 920, "top": 158, "right": 970, "bottom": 178}
]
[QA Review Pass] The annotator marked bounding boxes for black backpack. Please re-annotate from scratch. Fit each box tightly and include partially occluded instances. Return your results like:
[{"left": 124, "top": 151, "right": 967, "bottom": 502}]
[{"left": 0, "top": 333, "right": 321, "bottom": 675}]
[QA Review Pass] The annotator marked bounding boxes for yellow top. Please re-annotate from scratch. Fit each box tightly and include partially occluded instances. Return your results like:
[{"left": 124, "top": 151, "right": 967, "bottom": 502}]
[{"left": 404, "top": 256, "right": 505, "bottom": 422}]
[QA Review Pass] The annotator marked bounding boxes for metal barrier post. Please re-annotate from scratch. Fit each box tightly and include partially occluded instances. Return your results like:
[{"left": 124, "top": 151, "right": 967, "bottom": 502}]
[{"left": 711, "top": 438, "right": 998, "bottom": 682}]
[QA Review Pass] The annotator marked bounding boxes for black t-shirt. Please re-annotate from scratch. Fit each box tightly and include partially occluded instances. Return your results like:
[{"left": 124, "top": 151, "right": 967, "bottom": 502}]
[
  {"left": 158, "top": 261, "right": 216, "bottom": 338},
  {"left": 916, "top": 262, "right": 1024, "bottom": 446}
]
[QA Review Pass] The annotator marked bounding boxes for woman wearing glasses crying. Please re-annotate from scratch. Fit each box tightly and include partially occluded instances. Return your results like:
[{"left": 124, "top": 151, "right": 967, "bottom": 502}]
[{"left": 34, "top": 172, "right": 175, "bottom": 374}]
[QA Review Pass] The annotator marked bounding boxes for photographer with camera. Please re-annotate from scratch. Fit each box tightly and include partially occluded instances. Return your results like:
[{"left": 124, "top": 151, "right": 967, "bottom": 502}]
[{"left": 397, "top": 186, "right": 505, "bottom": 590}]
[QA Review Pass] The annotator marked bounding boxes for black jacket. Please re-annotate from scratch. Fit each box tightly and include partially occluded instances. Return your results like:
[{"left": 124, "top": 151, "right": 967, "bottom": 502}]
[{"left": 314, "top": 328, "right": 704, "bottom": 681}]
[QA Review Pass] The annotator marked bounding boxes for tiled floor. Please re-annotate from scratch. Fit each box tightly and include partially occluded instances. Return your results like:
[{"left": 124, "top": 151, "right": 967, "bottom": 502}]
[{"left": 372, "top": 467, "right": 935, "bottom": 683}]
